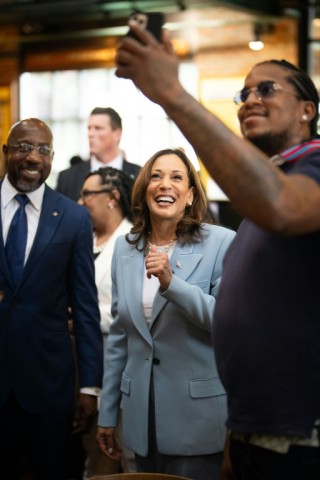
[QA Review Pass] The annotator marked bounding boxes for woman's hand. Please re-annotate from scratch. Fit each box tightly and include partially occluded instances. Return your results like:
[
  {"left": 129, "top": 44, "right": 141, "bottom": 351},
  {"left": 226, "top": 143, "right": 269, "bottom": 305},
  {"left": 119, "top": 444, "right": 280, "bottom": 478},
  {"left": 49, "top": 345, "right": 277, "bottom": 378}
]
[
  {"left": 96, "top": 426, "right": 122, "bottom": 461},
  {"left": 145, "top": 245, "right": 173, "bottom": 290}
]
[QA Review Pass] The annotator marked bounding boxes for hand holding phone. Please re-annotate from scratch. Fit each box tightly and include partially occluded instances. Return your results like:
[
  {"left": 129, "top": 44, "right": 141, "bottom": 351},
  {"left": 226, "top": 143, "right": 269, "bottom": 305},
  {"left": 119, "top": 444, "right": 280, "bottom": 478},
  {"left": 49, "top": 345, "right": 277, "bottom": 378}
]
[{"left": 126, "top": 12, "right": 165, "bottom": 43}]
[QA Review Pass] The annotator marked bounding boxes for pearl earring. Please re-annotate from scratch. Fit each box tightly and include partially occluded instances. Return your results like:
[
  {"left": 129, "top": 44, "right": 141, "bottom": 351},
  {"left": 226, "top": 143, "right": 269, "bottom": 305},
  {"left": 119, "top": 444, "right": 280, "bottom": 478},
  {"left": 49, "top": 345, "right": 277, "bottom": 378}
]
[
  {"left": 108, "top": 203, "right": 114, "bottom": 210},
  {"left": 302, "top": 114, "right": 308, "bottom": 122},
  {"left": 186, "top": 201, "right": 193, "bottom": 207}
]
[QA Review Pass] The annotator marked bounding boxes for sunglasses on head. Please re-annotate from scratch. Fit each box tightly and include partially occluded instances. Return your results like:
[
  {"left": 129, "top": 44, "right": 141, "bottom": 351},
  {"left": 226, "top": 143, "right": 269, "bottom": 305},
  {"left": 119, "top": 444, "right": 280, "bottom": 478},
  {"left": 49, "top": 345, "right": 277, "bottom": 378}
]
[{"left": 233, "top": 81, "right": 299, "bottom": 107}]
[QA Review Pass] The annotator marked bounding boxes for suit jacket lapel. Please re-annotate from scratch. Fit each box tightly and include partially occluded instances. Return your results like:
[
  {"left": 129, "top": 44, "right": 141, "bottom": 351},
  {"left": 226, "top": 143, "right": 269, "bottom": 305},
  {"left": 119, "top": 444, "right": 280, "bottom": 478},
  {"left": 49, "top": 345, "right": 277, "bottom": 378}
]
[
  {"left": 0, "top": 233, "right": 9, "bottom": 282},
  {"left": 149, "top": 242, "right": 203, "bottom": 327},
  {"left": 21, "top": 186, "right": 65, "bottom": 285},
  {"left": 0, "top": 183, "right": 12, "bottom": 285},
  {"left": 121, "top": 245, "right": 152, "bottom": 344},
  {"left": 0, "top": 183, "right": 66, "bottom": 291}
]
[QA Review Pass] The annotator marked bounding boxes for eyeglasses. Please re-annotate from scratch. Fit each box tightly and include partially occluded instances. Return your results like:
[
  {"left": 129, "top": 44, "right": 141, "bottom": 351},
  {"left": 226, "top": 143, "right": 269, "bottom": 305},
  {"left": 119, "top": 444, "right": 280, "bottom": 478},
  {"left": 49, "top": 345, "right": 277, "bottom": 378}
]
[
  {"left": 6, "top": 142, "right": 53, "bottom": 156},
  {"left": 80, "top": 188, "right": 112, "bottom": 199},
  {"left": 233, "top": 81, "right": 300, "bottom": 107}
]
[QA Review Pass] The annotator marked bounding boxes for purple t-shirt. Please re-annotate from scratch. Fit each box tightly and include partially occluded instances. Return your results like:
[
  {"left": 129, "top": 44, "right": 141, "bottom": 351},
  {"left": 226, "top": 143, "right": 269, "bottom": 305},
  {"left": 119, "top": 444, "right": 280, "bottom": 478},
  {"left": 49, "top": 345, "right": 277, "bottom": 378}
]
[{"left": 213, "top": 150, "right": 320, "bottom": 437}]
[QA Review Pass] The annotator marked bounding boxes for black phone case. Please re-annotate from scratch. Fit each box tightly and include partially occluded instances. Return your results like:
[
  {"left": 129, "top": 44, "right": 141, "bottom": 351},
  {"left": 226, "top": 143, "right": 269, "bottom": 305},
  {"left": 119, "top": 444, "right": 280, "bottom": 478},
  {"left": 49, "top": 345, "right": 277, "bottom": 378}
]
[{"left": 127, "top": 12, "right": 164, "bottom": 42}]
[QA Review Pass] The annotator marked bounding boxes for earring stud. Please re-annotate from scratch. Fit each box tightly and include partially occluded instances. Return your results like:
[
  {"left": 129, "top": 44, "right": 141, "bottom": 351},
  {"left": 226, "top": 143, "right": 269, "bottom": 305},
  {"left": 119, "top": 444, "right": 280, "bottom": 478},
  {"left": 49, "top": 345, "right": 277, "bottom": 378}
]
[{"left": 302, "top": 114, "right": 308, "bottom": 122}]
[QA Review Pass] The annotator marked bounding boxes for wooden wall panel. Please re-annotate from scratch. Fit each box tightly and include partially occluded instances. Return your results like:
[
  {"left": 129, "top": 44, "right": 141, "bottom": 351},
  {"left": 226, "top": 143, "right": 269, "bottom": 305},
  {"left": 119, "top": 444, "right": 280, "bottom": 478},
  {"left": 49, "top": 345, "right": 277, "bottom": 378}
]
[{"left": 0, "top": 86, "right": 11, "bottom": 178}]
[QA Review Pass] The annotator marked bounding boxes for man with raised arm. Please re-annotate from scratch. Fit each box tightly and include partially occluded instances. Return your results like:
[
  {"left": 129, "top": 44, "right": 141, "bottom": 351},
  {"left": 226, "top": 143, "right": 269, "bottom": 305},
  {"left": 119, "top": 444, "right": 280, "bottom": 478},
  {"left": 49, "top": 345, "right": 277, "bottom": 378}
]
[{"left": 113, "top": 23, "right": 320, "bottom": 480}]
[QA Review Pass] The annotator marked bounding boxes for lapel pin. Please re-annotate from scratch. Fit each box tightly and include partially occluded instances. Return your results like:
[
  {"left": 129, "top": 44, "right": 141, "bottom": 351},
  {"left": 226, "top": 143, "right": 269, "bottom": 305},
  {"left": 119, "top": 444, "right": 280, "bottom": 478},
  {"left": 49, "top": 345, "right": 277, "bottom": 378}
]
[
  {"left": 52, "top": 211, "right": 59, "bottom": 217},
  {"left": 175, "top": 260, "right": 182, "bottom": 269}
]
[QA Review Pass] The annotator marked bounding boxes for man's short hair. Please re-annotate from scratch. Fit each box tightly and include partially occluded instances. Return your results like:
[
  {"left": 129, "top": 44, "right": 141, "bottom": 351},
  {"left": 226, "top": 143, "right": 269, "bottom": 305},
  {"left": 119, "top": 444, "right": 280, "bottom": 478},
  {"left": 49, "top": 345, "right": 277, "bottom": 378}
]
[{"left": 90, "top": 107, "right": 122, "bottom": 130}]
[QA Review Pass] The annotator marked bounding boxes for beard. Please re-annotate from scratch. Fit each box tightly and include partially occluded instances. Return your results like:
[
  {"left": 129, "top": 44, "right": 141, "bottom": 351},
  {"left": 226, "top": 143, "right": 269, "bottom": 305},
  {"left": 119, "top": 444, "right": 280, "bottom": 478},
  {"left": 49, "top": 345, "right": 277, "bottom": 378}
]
[
  {"left": 7, "top": 167, "right": 47, "bottom": 193},
  {"left": 247, "top": 131, "right": 291, "bottom": 157},
  {"left": 14, "top": 178, "right": 42, "bottom": 192}
]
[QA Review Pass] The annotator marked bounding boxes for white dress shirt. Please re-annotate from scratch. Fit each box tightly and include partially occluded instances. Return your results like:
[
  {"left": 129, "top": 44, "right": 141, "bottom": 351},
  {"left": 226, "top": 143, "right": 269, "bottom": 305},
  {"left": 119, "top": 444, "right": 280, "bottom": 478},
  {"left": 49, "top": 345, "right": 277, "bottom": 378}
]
[
  {"left": 1, "top": 175, "right": 44, "bottom": 263},
  {"left": 90, "top": 152, "right": 123, "bottom": 172}
]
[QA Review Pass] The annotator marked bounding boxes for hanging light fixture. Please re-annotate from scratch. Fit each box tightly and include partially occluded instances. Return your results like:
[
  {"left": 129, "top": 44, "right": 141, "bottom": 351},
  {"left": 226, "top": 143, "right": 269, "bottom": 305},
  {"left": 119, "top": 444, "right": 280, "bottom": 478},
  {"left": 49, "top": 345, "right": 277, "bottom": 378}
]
[{"left": 249, "top": 23, "right": 265, "bottom": 51}]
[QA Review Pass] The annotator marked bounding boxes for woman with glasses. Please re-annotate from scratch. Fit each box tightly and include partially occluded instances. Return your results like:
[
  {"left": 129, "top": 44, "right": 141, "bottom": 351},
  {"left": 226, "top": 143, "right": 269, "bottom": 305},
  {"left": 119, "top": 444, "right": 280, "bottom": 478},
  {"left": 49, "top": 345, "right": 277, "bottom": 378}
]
[
  {"left": 80, "top": 166, "right": 134, "bottom": 342},
  {"left": 78, "top": 166, "right": 136, "bottom": 477},
  {"left": 96, "top": 148, "right": 235, "bottom": 480}
]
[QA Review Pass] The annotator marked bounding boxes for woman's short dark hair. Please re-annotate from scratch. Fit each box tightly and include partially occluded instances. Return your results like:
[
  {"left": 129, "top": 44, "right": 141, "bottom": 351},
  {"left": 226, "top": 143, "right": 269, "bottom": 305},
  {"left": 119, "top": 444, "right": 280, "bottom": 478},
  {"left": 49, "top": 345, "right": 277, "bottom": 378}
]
[
  {"left": 258, "top": 59, "right": 319, "bottom": 137},
  {"left": 126, "top": 148, "right": 208, "bottom": 249},
  {"left": 85, "top": 166, "right": 134, "bottom": 221}
]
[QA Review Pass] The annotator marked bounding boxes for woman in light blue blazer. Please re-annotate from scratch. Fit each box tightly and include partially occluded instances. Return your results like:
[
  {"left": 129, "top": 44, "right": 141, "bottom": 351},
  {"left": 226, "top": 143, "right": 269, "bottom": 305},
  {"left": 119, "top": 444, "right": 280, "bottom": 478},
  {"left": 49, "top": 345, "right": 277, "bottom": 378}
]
[{"left": 97, "top": 148, "right": 235, "bottom": 480}]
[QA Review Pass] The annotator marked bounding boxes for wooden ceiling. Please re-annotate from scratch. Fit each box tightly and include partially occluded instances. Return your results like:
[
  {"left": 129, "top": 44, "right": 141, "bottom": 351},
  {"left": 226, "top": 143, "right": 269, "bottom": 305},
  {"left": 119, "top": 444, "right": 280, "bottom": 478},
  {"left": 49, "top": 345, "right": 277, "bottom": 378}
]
[
  {"left": 0, "top": 0, "right": 296, "bottom": 32},
  {"left": 0, "top": 1, "right": 285, "bottom": 25},
  {"left": 0, "top": 0, "right": 300, "bottom": 51}
]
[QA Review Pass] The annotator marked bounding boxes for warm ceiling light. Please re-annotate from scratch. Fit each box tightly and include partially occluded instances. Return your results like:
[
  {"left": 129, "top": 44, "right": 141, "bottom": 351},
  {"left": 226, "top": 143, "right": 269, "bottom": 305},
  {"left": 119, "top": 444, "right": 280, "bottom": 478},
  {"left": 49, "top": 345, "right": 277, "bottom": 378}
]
[
  {"left": 249, "top": 38, "right": 264, "bottom": 51},
  {"left": 249, "top": 23, "right": 265, "bottom": 51}
]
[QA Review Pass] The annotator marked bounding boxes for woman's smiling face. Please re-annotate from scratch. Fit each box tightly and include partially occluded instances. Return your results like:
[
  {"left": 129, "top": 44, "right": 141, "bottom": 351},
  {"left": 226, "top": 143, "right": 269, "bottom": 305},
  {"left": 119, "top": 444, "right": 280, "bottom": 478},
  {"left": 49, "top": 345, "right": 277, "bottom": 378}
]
[{"left": 146, "top": 153, "right": 194, "bottom": 224}]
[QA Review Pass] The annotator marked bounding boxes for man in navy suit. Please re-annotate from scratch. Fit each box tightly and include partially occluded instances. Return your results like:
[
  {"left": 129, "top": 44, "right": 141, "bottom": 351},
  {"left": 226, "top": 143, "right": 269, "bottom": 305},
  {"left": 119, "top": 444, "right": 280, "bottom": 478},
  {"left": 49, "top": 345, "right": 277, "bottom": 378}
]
[
  {"left": 56, "top": 107, "right": 141, "bottom": 201},
  {"left": 0, "top": 118, "right": 103, "bottom": 479}
]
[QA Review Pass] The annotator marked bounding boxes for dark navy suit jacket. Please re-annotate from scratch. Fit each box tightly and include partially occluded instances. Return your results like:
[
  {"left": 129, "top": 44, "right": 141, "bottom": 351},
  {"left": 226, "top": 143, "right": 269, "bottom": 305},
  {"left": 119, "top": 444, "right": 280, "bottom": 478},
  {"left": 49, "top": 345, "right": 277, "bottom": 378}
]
[
  {"left": 56, "top": 159, "right": 141, "bottom": 201},
  {"left": 0, "top": 183, "right": 103, "bottom": 413}
]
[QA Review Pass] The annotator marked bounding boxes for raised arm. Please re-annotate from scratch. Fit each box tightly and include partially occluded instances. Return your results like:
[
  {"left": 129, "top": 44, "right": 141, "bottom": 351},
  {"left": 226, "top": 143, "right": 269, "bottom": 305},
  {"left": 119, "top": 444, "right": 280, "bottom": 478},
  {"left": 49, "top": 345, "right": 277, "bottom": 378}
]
[{"left": 115, "top": 25, "right": 320, "bottom": 235}]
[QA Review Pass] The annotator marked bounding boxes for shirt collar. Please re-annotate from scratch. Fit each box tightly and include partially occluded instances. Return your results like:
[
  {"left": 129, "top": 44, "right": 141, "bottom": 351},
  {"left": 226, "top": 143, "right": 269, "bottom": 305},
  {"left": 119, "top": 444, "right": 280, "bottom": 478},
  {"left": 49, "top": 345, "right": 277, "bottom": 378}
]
[
  {"left": 90, "top": 152, "right": 123, "bottom": 172},
  {"left": 1, "top": 175, "right": 45, "bottom": 211},
  {"left": 269, "top": 139, "right": 320, "bottom": 166}
]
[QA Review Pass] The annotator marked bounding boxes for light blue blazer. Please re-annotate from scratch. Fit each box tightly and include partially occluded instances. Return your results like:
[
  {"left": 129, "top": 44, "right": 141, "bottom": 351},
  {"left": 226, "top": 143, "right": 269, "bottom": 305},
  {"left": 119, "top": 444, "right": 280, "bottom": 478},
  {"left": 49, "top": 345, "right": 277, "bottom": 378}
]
[{"left": 98, "top": 223, "right": 236, "bottom": 456}]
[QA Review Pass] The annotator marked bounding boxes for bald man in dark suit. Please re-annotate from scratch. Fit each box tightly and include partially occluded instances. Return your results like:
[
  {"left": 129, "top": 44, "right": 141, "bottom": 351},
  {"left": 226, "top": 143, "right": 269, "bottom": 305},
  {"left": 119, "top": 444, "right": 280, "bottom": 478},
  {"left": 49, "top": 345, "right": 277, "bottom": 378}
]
[{"left": 0, "top": 118, "right": 103, "bottom": 480}]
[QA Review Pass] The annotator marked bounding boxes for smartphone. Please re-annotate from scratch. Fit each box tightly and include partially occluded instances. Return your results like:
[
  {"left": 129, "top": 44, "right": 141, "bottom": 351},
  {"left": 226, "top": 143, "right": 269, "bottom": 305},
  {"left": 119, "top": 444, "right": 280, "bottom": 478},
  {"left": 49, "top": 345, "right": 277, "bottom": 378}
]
[{"left": 126, "top": 12, "right": 165, "bottom": 43}]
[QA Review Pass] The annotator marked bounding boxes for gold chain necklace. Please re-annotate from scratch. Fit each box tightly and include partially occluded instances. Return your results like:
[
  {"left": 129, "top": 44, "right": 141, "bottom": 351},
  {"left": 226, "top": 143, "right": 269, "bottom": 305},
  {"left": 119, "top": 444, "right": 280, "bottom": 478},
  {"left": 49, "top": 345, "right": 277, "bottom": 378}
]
[{"left": 146, "top": 238, "right": 176, "bottom": 255}]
